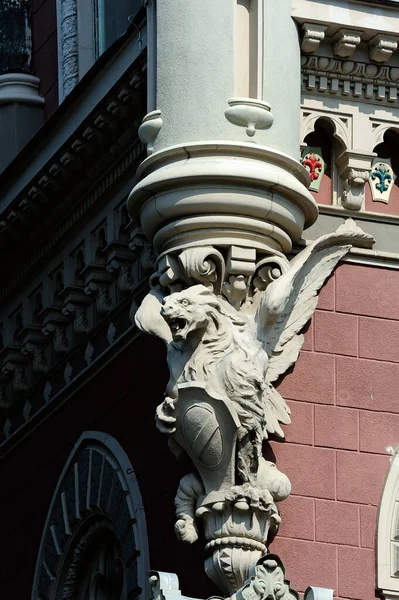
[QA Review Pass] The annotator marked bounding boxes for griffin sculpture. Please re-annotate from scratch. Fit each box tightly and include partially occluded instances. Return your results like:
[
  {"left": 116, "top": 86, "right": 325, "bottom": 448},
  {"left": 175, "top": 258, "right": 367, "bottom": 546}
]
[{"left": 135, "top": 220, "right": 373, "bottom": 595}]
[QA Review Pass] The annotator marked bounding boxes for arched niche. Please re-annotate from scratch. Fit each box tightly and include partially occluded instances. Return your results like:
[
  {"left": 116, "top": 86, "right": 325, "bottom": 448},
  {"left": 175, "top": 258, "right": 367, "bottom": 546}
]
[
  {"left": 302, "top": 118, "right": 345, "bottom": 206},
  {"left": 377, "top": 447, "right": 399, "bottom": 600},
  {"left": 32, "top": 431, "right": 150, "bottom": 600},
  {"left": 302, "top": 112, "right": 349, "bottom": 151},
  {"left": 366, "top": 129, "right": 399, "bottom": 214}
]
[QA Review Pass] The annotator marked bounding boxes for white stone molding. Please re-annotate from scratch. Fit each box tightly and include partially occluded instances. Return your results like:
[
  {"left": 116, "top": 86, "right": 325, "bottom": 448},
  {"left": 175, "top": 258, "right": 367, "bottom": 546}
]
[
  {"left": 369, "top": 35, "right": 399, "bottom": 64},
  {"left": 372, "top": 123, "right": 399, "bottom": 149},
  {"left": 332, "top": 29, "right": 363, "bottom": 59},
  {"left": 336, "top": 150, "right": 375, "bottom": 211},
  {"left": 292, "top": 0, "right": 399, "bottom": 40},
  {"left": 31, "top": 431, "right": 150, "bottom": 600},
  {"left": 300, "top": 23, "right": 327, "bottom": 54},
  {"left": 301, "top": 109, "right": 350, "bottom": 150},
  {"left": 304, "top": 587, "right": 334, "bottom": 600},
  {"left": 377, "top": 446, "right": 399, "bottom": 598},
  {"left": 128, "top": 141, "right": 318, "bottom": 257},
  {"left": 0, "top": 74, "right": 44, "bottom": 106}
]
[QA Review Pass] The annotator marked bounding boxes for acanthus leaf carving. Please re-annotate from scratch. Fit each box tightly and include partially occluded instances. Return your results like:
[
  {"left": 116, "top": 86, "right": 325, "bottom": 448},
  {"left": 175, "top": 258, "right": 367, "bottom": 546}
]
[{"left": 235, "top": 554, "right": 299, "bottom": 600}]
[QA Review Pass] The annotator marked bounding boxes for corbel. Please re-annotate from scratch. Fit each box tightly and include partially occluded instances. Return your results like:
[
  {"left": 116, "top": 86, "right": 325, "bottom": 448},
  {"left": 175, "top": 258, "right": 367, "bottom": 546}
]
[
  {"left": 60, "top": 288, "right": 93, "bottom": 335},
  {"left": 332, "top": 29, "right": 363, "bottom": 58},
  {"left": 20, "top": 327, "right": 49, "bottom": 374},
  {"left": 369, "top": 34, "right": 398, "bottom": 64},
  {"left": 336, "top": 150, "right": 375, "bottom": 211},
  {"left": 82, "top": 266, "right": 114, "bottom": 314},
  {"left": 128, "top": 227, "right": 157, "bottom": 274},
  {"left": 301, "top": 23, "right": 327, "bottom": 54},
  {"left": 40, "top": 308, "right": 71, "bottom": 354},
  {"left": 106, "top": 244, "right": 137, "bottom": 293},
  {"left": 0, "top": 348, "right": 29, "bottom": 394}
]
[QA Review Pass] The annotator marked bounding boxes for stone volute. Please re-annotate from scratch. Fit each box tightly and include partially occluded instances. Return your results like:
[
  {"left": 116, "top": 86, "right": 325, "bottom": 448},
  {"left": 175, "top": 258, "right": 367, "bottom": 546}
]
[{"left": 127, "top": 1, "right": 375, "bottom": 599}]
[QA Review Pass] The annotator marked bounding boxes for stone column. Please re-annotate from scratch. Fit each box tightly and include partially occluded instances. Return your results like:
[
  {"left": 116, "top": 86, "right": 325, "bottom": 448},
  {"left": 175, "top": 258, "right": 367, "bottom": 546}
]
[
  {"left": 262, "top": 0, "right": 302, "bottom": 157},
  {"left": 125, "top": 2, "right": 374, "bottom": 598},
  {"left": 129, "top": 0, "right": 316, "bottom": 262},
  {"left": 0, "top": 0, "right": 44, "bottom": 172}
]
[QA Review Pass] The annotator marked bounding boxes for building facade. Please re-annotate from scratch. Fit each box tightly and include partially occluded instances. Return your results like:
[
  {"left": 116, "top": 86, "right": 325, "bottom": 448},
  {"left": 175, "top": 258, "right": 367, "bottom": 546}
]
[{"left": 1, "top": 2, "right": 399, "bottom": 600}]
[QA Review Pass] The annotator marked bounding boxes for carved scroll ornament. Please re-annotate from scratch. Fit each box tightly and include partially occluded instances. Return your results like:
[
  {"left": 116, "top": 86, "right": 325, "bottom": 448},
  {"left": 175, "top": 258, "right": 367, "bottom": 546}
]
[{"left": 135, "top": 220, "right": 374, "bottom": 598}]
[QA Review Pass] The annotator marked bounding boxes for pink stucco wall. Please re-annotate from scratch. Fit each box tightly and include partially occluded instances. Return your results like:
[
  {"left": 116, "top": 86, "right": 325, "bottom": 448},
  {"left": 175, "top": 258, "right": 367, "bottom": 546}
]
[{"left": 270, "top": 262, "right": 397, "bottom": 600}]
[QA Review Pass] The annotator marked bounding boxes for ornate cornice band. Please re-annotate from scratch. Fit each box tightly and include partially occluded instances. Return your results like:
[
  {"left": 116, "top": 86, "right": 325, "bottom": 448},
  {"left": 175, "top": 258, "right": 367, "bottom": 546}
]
[{"left": 302, "top": 54, "right": 399, "bottom": 103}]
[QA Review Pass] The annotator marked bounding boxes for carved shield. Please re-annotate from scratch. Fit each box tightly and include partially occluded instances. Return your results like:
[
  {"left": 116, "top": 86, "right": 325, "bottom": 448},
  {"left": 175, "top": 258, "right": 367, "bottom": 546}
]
[
  {"left": 182, "top": 403, "right": 223, "bottom": 468},
  {"left": 173, "top": 384, "right": 241, "bottom": 494}
]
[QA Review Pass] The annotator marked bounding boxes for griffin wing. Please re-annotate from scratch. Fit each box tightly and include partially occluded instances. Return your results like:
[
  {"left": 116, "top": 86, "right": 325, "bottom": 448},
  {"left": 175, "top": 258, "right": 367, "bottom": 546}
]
[
  {"left": 135, "top": 288, "right": 172, "bottom": 344},
  {"left": 258, "top": 220, "right": 374, "bottom": 439}
]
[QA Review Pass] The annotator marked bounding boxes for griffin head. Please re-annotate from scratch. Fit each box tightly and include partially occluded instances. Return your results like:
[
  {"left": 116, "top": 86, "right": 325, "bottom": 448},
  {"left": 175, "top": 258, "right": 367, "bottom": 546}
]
[{"left": 161, "top": 284, "right": 220, "bottom": 342}]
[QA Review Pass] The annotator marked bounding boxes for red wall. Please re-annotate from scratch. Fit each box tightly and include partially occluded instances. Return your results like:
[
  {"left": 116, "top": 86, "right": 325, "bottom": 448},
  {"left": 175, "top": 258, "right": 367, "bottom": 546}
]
[{"left": 271, "top": 262, "right": 396, "bottom": 600}]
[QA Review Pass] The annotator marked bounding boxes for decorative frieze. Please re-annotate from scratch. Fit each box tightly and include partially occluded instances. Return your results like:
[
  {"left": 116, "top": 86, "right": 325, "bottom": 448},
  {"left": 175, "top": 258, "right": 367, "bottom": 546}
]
[
  {"left": 0, "top": 59, "right": 146, "bottom": 304},
  {"left": 0, "top": 197, "right": 155, "bottom": 443},
  {"left": 302, "top": 55, "right": 399, "bottom": 103}
]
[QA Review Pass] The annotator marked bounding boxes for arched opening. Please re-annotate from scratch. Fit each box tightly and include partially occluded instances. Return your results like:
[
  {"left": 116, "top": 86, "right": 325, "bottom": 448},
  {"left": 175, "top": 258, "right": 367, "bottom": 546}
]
[
  {"left": 74, "top": 249, "right": 86, "bottom": 284},
  {"left": 31, "top": 431, "right": 150, "bottom": 600},
  {"left": 13, "top": 311, "right": 24, "bottom": 342},
  {"left": 32, "top": 292, "right": 43, "bottom": 327},
  {"left": 377, "top": 447, "right": 399, "bottom": 599},
  {"left": 117, "top": 205, "right": 130, "bottom": 243},
  {"left": 95, "top": 228, "right": 107, "bottom": 264},
  {"left": 53, "top": 271, "right": 64, "bottom": 307},
  {"left": 302, "top": 118, "right": 343, "bottom": 206}
]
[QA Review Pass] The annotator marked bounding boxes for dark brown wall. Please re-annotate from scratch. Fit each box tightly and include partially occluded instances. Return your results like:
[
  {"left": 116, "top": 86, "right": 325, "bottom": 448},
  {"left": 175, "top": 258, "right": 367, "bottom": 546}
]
[
  {"left": 0, "top": 333, "right": 218, "bottom": 599},
  {"left": 31, "top": 0, "right": 58, "bottom": 119}
]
